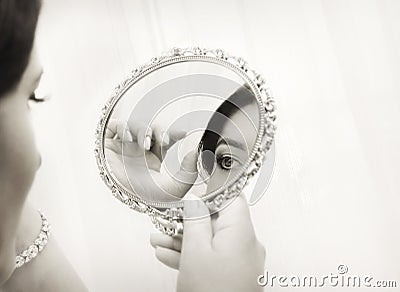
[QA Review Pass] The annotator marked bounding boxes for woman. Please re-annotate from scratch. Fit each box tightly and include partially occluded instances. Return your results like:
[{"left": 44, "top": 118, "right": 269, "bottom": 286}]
[
  {"left": 0, "top": 1, "right": 265, "bottom": 291},
  {"left": 0, "top": 0, "right": 87, "bottom": 290}
]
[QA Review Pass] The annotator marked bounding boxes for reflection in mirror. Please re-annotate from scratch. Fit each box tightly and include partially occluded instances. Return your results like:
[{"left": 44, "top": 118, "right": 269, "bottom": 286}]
[
  {"left": 198, "top": 86, "right": 259, "bottom": 194},
  {"left": 103, "top": 61, "right": 260, "bottom": 204}
]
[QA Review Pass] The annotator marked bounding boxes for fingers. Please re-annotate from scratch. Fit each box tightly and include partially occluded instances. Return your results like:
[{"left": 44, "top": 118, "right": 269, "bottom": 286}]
[
  {"left": 154, "top": 246, "right": 181, "bottom": 270},
  {"left": 168, "top": 128, "right": 187, "bottom": 144},
  {"left": 138, "top": 127, "right": 152, "bottom": 151},
  {"left": 152, "top": 126, "right": 170, "bottom": 161},
  {"left": 128, "top": 122, "right": 187, "bottom": 153},
  {"left": 150, "top": 233, "right": 182, "bottom": 270},
  {"left": 104, "top": 140, "right": 122, "bottom": 155},
  {"left": 105, "top": 119, "right": 133, "bottom": 141},
  {"left": 173, "top": 150, "right": 199, "bottom": 186},
  {"left": 133, "top": 124, "right": 168, "bottom": 152},
  {"left": 130, "top": 122, "right": 152, "bottom": 151},
  {"left": 182, "top": 194, "right": 213, "bottom": 250},
  {"left": 153, "top": 126, "right": 170, "bottom": 147},
  {"left": 105, "top": 119, "right": 120, "bottom": 139},
  {"left": 153, "top": 126, "right": 186, "bottom": 156},
  {"left": 150, "top": 233, "right": 182, "bottom": 252},
  {"left": 159, "top": 150, "right": 199, "bottom": 199}
]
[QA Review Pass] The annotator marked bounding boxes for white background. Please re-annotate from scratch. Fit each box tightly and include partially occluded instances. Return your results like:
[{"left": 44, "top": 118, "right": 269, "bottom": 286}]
[{"left": 29, "top": 0, "right": 400, "bottom": 291}]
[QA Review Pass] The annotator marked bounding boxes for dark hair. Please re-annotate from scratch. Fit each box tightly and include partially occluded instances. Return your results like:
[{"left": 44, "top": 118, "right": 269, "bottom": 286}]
[
  {"left": 199, "top": 85, "right": 258, "bottom": 174},
  {"left": 0, "top": 0, "right": 42, "bottom": 96}
]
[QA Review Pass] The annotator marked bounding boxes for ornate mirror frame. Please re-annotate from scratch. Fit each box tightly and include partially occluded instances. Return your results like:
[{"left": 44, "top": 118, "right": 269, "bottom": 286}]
[{"left": 95, "top": 47, "right": 276, "bottom": 235}]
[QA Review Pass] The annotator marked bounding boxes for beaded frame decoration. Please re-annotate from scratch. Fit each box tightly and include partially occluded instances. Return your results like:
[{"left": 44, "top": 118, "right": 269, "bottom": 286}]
[
  {"left": 95, "top": 47, "right": 276, "bottom": 235},
  {"left": 15, "top": 211, "right": 51, "bottom": 268}
]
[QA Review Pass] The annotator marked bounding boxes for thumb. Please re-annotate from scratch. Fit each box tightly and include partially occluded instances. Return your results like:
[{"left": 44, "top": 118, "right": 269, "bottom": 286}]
[
  {"left": 213, "top": 194, "right": 256, "bottom": 244},
  {"left": 160, "top": 150, "right": 199, "bottom": 198},
  {"left": 182, "top": 194, "right": 212, "bottom": 250},
  {"left": 175, "top": 149, "right": 198, "bottom": 184}
]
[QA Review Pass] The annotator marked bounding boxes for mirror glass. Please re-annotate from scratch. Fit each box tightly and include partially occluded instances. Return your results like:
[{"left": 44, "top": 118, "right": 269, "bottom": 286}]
[{"left": 103, "top": 60, "right": 260, "bottom": 204}]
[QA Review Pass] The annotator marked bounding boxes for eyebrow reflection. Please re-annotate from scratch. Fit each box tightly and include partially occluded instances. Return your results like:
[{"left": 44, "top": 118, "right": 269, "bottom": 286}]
[{"left": 216, "top": 138, "right": 246, "bottom": 151}]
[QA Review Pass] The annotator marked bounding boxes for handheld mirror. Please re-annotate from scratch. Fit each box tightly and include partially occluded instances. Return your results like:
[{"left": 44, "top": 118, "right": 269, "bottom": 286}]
[{"left": 95, "top": 47, "right": 276, "bottom": 235}]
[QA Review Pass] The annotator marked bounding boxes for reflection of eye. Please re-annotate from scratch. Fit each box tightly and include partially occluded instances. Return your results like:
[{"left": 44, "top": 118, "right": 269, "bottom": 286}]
[{"left": 216, "top": 154, "right": 240, "bottom": 171}]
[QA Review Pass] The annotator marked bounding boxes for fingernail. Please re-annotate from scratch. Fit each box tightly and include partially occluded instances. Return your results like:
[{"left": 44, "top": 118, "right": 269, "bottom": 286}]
[
  {"left": 144, "top": 136, "right": 151, "bottom": 150},
  {"left": 162, "top": 132, "right": 170, "bottom": 146},
  {"left": 183, "top": 194, "right": 209, "bottom": 219},
  {"left": 125, "top": 129, "right": 133, "bottom": 142}
]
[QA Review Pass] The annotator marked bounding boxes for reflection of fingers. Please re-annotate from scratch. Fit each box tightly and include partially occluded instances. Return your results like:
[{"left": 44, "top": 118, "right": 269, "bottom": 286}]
[
  {"left": 104, "top": 139, "right": 122, "bottom": 154},
  {"left": 173, "top": 150, "right": 199, "bottom": 185},
  {"left": 118, "top": 125, "right": 133, "bottom": 142},
  {"left": 153, "top": 126, "right": 169, "bottom": 147},
  {"left": 106, "top": 119, "right": 132, "bottom": 141},
  {"left": 129, "top": 122, "right": 144, "bottom": 139},
  {"left": 137, "top": 127, "right": 152, "bottom": 151},
  {"left": 150, "top": 233, "right": 182, "bottom": 252},
  {"left": 105, "top": 119, "right": 120, "bottom": 138},
  {"left": 169, "top": 129, "right": 187, "bottom": 143},
  {"left": 152, "top": 126, "right": 169, "bottom": 161},
  {"left": 160, "top": 150, "right": 199, "bottom": 199},
  {"left": 159, "top": 128, "right": 184, "bottom": 153},
  {"left": 124, "top": 127, "right": 133, "bottom": 142},
  {"left": 130, "top": 122, "right": 149, "bottom": 146},
  {"left": 154, "top": 246, "right": 180, "bottom": 270}
]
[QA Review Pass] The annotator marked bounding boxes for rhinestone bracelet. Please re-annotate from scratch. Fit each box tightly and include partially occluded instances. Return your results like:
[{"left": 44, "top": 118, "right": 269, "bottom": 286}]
[{"left": 15, "top": 211, "right": 51, "bottom": 268}]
